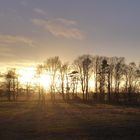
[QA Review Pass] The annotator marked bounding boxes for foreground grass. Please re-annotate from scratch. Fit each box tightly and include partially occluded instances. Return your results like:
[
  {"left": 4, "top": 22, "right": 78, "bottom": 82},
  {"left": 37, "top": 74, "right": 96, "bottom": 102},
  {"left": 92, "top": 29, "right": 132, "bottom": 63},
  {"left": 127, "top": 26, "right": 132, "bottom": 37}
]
[{"left": 0, "top": 101, "right": 140, "bottom": 140}]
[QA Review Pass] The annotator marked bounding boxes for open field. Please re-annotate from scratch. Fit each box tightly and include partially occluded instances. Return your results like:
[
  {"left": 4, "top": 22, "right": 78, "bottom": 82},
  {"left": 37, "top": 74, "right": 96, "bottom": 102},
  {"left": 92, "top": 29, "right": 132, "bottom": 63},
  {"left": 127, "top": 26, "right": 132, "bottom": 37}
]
[{"left": 0, "top": 101, "right": 140, "bottom": 140}]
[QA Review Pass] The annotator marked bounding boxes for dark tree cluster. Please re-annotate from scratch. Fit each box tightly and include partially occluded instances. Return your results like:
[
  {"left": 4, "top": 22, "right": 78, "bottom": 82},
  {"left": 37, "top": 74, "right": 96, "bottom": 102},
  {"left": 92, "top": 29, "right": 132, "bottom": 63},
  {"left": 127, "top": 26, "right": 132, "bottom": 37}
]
[{"left": 0, "top": 55, "right": 139, "bottom": 105}]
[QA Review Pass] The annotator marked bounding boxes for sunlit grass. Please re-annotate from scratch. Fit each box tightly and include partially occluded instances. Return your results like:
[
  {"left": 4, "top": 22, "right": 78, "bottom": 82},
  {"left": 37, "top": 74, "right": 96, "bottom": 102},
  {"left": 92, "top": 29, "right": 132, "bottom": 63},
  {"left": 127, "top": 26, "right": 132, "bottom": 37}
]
[{"left": 0, "top": 101, "right": 140, "bottom": 140}]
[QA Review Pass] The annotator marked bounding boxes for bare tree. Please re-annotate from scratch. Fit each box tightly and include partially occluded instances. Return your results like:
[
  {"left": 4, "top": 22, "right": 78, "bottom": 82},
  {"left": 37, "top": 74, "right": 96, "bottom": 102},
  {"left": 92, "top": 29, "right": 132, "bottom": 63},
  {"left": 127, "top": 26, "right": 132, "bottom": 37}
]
[
  {"left": 36, "top": 64, "right": 45, "bottom": 102},
  {"left": 93, "top": 56, "right": 100, "bottom": 100},
  {"left": 134, "top": 65, "right": 140, "bottom": 93},
  {"left": 73, "top": 55, "right": 93, "bottom": 101},
  {"left": 5, "top": 68, "right": 18, "bottom": 101},
  {"left": 69, "top": 70, "right": 79, "bottom": 99},
  {"left": 44, "top": 56, "right": 61, "bottom": 101},
  {"left": 59, "top": 62, "right": 69, "bottom": 100},
  {"left": 127, "top": 62, "right": 137, "bottom": 94},
  {"left": 113, "top": 57, "right": 125, "bottom": 101}
]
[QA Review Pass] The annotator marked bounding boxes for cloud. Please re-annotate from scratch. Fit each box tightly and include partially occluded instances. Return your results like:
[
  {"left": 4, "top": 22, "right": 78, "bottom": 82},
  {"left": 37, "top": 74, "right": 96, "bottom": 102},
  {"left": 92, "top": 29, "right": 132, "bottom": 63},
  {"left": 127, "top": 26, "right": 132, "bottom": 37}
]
[
  {"left": 0, "top": 52, "right": 15, "bottom": 57},
  {"left": 34, "top": 8, "right": 47, "bottom": 15},
  {"left": 0, "top": 34, "right": 36, "bottom": 61},
  {"left": 0, "top": 47, "right": 11, "bottom": 52},
  {"left": 55, "top": 18, "right": 77, "bottom": 26},
  {"left": 0, "top": 34, "right": 35, "bottom": 47},
  {"left": 31, "top": 18, "right": 85, "bottom": 40},
  {"left": 0, "top": 47, "right": 15, "bottom": 58}
]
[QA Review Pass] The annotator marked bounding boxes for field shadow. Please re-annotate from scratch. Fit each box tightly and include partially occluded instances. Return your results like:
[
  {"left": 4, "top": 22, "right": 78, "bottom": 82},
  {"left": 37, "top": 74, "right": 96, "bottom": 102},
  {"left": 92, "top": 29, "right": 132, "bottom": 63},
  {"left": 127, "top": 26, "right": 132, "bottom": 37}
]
[{"left": 0, "top": 101, "right": 140, "bottom": 140}]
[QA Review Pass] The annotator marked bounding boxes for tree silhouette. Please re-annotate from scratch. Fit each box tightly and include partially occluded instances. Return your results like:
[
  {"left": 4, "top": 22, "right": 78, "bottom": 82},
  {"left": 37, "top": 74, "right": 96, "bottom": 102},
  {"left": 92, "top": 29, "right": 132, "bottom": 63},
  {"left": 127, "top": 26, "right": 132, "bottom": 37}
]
[
  {"left": 5, "top": 68, "right": 18, "bottom": 101},
  {"left": 44, "top": 56, "right": 61, "bottom": 101},
  {"left": 59, "top": 62, "right": 69, "bottom": 100},
  {"left": 36, "top": 64, "right": 45, "bottom": 102},
  {"left": 74, "top": 55, "right": 93, "bottom": 101},
  {"left": 69, "top": 70, "right": 79, "bottom": 99},
  {"left": 0, "top": 54, "right": 139, "bottom": 104}
]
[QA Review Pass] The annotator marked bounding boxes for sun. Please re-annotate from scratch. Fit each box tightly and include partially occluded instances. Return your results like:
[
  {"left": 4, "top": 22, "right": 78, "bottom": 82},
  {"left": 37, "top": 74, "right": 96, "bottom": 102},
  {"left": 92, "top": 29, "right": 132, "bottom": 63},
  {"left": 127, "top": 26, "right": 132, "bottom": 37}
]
[
  {"left": 39, "top": 73, "right": 51, "bottom": 90},
  {"left": 18, "top": 67, "right": 52, "bottom": 90},
  {"left": 18, "top": 67, "right": 36, "bottom": 85}
]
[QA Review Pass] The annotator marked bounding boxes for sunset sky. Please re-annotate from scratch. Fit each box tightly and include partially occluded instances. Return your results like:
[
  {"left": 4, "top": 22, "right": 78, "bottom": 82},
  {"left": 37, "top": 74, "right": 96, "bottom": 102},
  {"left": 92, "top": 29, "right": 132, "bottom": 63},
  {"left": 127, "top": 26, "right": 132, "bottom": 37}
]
[{"left": 0, "top": 0, "right": 140, "bottom": 69}]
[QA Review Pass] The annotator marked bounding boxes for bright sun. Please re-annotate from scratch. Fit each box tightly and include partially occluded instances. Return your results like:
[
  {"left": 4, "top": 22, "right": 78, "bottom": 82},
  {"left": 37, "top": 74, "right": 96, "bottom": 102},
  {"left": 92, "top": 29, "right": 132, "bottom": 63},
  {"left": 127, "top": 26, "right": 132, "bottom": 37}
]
[
  {"left": 18, "top": 67, "right": 35, "bottom": 84},
  {"left": 17, "top": 67, "right": 95, "bottom": 92},
  {"left": 18, "top": 67, "right": 51, "bottom": 90},
  {"left": 39, "top": 73, "right": 51, "bottom": 90}
]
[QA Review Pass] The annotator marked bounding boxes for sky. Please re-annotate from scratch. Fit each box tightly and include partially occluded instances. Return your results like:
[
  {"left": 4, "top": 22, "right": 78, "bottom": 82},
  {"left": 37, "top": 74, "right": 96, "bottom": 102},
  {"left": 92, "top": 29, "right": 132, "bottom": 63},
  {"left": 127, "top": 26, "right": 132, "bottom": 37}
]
[{"left": 0, "top": 0, "right": 140, "bottom": 69}]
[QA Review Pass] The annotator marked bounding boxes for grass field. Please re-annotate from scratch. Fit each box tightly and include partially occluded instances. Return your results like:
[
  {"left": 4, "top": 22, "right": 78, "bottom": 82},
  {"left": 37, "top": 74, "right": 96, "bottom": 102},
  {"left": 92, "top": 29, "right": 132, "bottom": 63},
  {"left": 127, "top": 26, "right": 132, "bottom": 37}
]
[{"left": 0, "top": 101, "right": 140, "bottom": 140}]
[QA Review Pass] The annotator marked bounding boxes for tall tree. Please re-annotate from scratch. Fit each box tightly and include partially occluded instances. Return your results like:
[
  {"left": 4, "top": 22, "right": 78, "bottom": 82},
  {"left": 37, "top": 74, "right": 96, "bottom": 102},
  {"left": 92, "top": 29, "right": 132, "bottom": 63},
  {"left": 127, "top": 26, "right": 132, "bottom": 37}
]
[
  {"left": 45, "top": 56, "right": 61, "bottom": 101},
  {"left": 69, "top": 70, "right": 79, "bottom": 99},
  {"left": 36, "top": 64, "right": 44, "bottom": 101},
  {"left": 127, "top": 62, "right": 137, "bottom": 94},
  {"left": 5, "top": 68, "right": 18, "bottom": 101},
  {"left": 73, "top": 55, "right": 93, "bottom": 101},
  {"left": 59, "top": 62, "right": 69, "bottom": 100},
  {"left": 113, "top": 57, "right": 125, "bottom": 101},
  {"left": 93, "top": 56, "right": 100, "bottom": 99},
  {"left": 97, "top": 57, "right": 109, "bottom": 101}
]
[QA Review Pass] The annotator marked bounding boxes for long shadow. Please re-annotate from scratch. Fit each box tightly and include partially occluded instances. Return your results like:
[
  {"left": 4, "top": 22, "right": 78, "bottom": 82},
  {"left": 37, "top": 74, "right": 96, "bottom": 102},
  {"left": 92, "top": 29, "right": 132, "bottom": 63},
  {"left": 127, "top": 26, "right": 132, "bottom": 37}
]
[
  {"left": 66, "top": 101, "right": 140, "bottom": 140},
  {"left": 0, "top": 100, "right": 140, "bottom": 140},
  {"left": 25, "top": 101, "right": 140, "bottom": 140}
]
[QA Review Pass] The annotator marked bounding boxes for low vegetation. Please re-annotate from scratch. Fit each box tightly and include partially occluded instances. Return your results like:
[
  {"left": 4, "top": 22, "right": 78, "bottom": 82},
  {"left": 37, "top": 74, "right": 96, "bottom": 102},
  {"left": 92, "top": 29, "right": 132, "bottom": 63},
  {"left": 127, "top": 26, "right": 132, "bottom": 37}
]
[{"left": 0, "top": 101, "right": 140, "bottom": 140}]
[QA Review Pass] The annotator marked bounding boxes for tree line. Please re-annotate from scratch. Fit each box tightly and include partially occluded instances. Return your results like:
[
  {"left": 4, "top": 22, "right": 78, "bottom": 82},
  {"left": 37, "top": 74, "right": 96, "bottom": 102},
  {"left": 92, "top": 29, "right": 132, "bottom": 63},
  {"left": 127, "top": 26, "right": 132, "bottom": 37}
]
[{"left": 0, "top": 55, "right": 140, "bottom": 104}]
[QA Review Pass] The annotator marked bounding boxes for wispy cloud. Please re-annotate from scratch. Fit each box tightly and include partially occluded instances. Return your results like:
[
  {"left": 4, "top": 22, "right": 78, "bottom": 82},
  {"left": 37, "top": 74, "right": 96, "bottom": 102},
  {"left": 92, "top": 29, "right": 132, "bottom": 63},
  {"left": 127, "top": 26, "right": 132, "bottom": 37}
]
[
  {"left": 0, "top": 52, "right": 15, "bottom": 57},
  {"left": 55, "top": 18, "right": 77, "bottom": 26},
  {"left": 0, "top": 47, "right": 15, "bottom": 58},
  {"left": 34, "top": 8, "right": 47, "bottom": 15},
  {"left": 0, "top": 47, "right": 11, "bottom": 52},
  {"left": 0, "top": 34, "right": 35, "bottom": 47},
  {"left": 31, "top": 18, "right": 85, "bottom": 40}
]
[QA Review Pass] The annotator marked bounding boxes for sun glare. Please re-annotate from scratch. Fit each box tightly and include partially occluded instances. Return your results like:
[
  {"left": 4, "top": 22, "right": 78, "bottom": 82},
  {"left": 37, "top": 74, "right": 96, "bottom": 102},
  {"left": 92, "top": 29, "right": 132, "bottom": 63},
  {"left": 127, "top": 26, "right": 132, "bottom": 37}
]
[
  {"left": 18, "top": 67, "right": 36, "bottom": 85},
  {"left": 17, "top": 67, "right": 95, "bottom": 92},
  {"left": 39, "top": 73, "right": 51, "bottom": 90},
  {"left": 18, "top": 67, "right": 52, "bottom": 91}
]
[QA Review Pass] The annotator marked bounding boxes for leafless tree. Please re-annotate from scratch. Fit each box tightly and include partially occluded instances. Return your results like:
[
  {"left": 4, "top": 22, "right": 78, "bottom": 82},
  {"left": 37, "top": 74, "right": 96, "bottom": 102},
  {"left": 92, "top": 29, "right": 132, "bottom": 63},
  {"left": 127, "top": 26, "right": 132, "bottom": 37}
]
[
  {"left": 93, "top": 56, "right": 100, "bottom": 99},
  {"left": 73, "top": 55, "right": 93, "bottom": 101},
  {"left": 113, "top": 57, "right": 125, "bottom": 101},
  {"left": 44, "top": 56, "right": 61, "bottom": 101},
  {"left": 69, "top": 70, "right": 79, "bottom": 99},
  {"left": 36, "top": 64, "right": 45, "bottom": 101},
  {"left": 59, "top": 62, "right": 69, "bottom": 100},
  {"left": 5, "top": 68, "right": 18, "bottom": 101}
]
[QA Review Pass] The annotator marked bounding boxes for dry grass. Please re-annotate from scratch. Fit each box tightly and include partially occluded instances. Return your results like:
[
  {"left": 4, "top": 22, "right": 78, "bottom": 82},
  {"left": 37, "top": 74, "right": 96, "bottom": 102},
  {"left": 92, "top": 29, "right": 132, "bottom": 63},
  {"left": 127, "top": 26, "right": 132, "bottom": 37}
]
[{"left": 0, "top": 101, "right": 140, "bottom": 140}]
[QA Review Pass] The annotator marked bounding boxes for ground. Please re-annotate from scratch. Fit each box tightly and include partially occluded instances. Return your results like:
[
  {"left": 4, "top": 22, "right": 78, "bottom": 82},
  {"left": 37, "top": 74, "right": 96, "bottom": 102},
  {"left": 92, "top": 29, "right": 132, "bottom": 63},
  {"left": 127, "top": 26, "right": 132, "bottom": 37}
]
[{"left": 0, "top": 101, "right": 140, "bottom": 140}]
